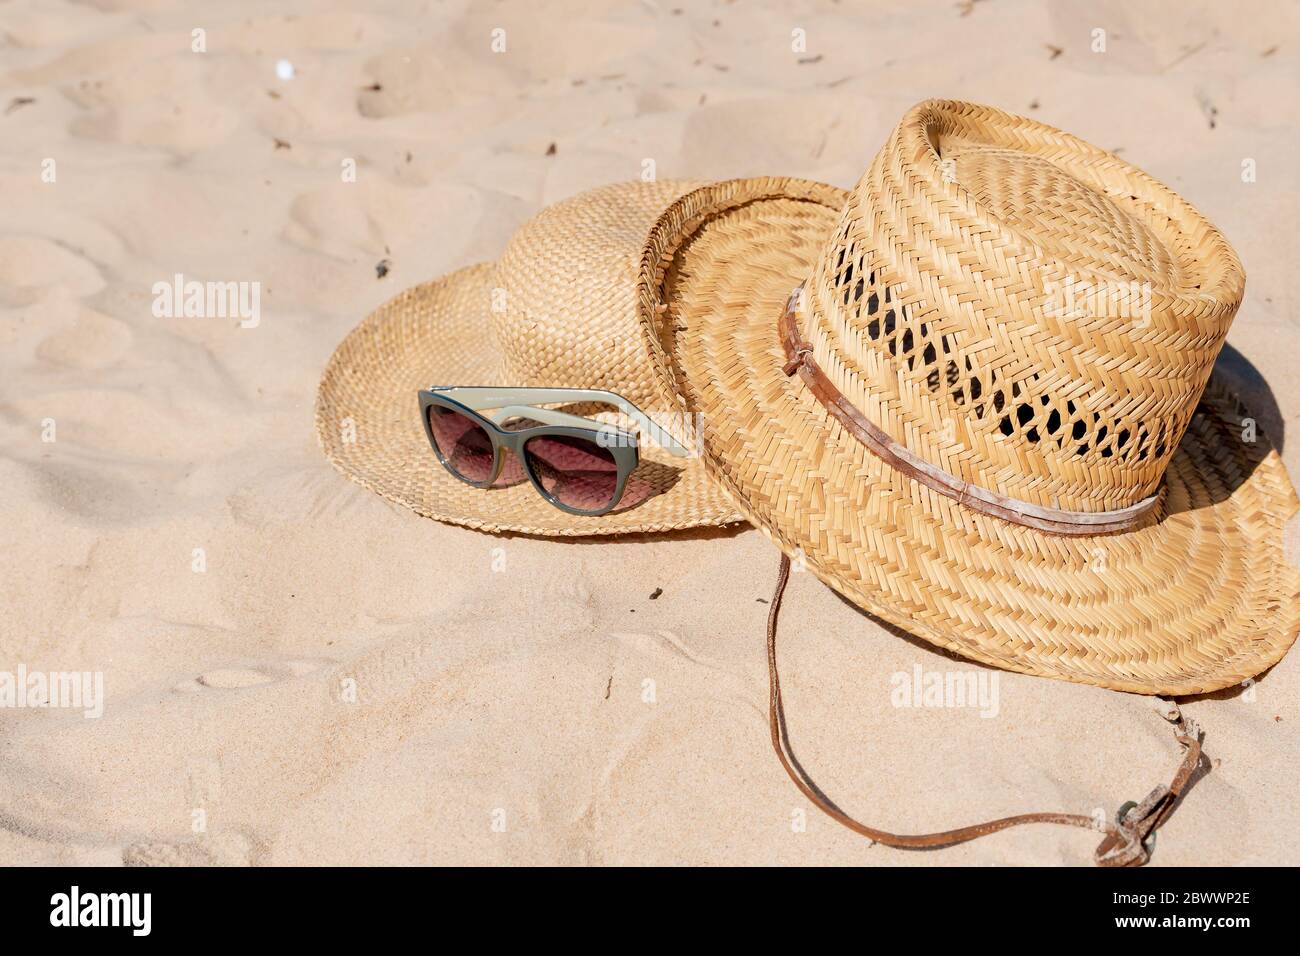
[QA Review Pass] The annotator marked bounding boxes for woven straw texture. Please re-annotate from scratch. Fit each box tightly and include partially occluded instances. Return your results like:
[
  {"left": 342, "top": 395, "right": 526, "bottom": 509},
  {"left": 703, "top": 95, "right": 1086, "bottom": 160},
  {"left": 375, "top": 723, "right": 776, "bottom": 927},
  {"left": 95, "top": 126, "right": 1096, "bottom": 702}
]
[
  {"left": 637, "top": 103, "right": 1300, "bottom": 695},
  {"left": 316, "top": 181, "right": 742, "bottom": 536}
]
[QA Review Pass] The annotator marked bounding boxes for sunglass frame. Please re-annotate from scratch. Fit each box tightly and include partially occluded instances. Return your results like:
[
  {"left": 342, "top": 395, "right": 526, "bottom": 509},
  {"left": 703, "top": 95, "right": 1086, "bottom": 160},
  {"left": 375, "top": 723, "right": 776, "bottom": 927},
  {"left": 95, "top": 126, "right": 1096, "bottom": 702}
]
[{"left": 418, "top": 389, "right": 640, "bottom": 516}]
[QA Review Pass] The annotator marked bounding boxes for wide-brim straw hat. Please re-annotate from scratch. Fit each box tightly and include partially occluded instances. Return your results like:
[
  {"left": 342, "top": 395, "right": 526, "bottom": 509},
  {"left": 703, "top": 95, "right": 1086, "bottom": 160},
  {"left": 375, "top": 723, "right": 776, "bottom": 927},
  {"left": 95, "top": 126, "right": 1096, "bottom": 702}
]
[
  {"left": 317, "top": 180, "right": 743, "bottom": 536},
  {"left": 637, "top": 100, "right": 1300, "bottom": 695}
]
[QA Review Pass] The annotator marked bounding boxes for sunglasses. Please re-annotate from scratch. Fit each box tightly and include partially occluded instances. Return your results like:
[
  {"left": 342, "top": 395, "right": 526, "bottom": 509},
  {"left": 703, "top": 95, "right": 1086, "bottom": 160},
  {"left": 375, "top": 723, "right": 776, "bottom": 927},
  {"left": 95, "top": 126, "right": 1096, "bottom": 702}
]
[{"left": 418, "top": 387, "right": 694, "bottom": 516}]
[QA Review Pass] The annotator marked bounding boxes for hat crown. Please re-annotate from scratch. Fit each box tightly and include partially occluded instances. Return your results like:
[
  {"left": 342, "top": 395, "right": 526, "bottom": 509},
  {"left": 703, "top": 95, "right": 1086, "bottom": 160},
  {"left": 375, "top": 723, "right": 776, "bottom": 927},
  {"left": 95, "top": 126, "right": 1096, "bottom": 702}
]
[
  {"left": 802, "top": 100, "right": 1245, "bottom": 512},
  {"left": 491, "top": 180, "right": 699, "bottom": 412}
]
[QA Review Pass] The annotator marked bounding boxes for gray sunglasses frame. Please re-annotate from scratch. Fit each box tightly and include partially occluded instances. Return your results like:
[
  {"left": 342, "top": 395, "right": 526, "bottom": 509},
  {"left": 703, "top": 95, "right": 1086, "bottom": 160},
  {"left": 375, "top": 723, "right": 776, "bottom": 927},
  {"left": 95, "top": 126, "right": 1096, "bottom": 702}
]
[{"left": 418, "top": 387, "right": 690, "bottom": 516}]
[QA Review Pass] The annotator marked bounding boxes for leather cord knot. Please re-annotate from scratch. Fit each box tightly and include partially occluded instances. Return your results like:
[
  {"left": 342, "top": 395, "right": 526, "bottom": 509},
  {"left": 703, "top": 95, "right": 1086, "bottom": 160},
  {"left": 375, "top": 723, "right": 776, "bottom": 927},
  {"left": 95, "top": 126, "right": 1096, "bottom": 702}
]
[
  {"left": 1094, "top": 717, "right": 1203, "bottom": 866},
  {"left": 1094, "top": 786, "right": 1169, "bottom": 867},
  {"left": 783, "top": 346, "right": 813, "bottom": 377}
]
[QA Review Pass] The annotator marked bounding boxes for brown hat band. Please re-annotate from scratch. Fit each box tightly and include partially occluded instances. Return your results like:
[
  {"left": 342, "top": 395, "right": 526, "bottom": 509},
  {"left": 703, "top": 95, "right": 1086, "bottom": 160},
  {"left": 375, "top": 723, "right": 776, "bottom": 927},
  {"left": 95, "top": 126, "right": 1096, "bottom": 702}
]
[{"left": 778, "top": 285, "right": 1160, "bottom": 536}]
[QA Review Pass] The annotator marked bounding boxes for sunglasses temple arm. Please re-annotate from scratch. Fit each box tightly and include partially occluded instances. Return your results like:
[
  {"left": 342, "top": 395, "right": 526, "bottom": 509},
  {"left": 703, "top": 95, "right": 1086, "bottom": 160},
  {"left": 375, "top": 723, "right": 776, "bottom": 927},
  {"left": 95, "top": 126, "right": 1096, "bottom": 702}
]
[
  {"left": 441, "top": 387, "right": 695, "bottom": 458},
  {"left": 610, "top": 406, "right": 694, "bottom": 459},
  {"left": 436, "top": 386, "right": 608, "bottom": 410},
  {"left": 486, "top": 405, "right": 597, "bottom": 430},
  {"left": 554, "top": 390, "right": 695, "bottom": 458}
]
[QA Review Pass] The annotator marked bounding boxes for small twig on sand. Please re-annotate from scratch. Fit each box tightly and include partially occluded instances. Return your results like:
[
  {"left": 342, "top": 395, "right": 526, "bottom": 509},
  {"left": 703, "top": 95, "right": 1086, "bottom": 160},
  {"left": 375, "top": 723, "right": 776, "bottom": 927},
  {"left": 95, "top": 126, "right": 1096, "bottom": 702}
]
[{"left": 1160, "top": 39, "right": 1208, "bottom": 73}]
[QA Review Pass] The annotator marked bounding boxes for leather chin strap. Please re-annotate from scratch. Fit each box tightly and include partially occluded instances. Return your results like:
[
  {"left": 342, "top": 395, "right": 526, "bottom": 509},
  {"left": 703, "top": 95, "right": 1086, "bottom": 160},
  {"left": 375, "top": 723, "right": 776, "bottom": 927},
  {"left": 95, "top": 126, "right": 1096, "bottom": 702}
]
[{"left": 766, "top": 553, "right": 1205, "bottom": 866}]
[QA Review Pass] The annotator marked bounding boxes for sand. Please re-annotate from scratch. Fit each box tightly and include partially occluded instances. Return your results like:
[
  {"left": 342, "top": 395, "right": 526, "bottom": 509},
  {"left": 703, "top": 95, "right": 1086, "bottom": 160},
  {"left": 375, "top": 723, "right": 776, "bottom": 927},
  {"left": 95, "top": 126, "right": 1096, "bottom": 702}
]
[{"left": 1, "top": 0, "right": 1297, "bottom": 866}]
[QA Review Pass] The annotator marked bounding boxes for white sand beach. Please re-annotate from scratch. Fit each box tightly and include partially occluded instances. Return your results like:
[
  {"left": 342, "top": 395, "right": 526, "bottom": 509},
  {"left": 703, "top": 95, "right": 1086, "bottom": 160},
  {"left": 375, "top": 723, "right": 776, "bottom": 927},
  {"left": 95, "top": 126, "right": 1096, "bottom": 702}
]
[{"left": 1, "top": 0, "right": 1297, "bottom": 865}]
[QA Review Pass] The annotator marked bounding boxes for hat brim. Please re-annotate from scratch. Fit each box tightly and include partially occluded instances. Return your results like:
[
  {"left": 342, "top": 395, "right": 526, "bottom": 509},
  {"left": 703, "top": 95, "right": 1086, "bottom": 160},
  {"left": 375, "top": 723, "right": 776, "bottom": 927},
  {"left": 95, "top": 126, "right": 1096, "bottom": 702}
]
[
  {"left": 639, "top": 178, "right": 1300, "bottom": 694},
  {"left": 317, "top": 262, "right": 743, "bottom": 536}
]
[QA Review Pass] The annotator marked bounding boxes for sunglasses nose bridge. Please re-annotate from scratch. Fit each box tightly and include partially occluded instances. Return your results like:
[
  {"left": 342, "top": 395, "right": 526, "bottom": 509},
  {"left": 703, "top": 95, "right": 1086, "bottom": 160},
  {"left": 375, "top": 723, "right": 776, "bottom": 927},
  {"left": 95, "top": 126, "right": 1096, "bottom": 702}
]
[{"left": 487, "top": 432, "right": 533, "bottom": 488}]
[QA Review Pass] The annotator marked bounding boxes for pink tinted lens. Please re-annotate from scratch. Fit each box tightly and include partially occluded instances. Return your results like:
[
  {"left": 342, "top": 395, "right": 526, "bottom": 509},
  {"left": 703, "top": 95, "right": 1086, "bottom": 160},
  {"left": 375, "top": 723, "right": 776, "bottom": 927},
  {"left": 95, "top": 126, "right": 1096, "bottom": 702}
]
[
  {"left": 524, "top": 434, "right": 620, "bottom": 512},
  {"left": 427, "top": 404, "right": 495, "bottom": 483}
]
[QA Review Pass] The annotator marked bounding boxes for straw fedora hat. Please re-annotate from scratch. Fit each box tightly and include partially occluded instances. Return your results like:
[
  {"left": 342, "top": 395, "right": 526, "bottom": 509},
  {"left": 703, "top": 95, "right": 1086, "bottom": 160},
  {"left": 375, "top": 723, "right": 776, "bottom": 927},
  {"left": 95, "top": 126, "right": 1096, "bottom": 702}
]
[
  {"left": 637, "top": 99, "right": 1300, "bottom": 695},
  {"left": 317, "top": 180, "right": 746, "bottom": 535}
]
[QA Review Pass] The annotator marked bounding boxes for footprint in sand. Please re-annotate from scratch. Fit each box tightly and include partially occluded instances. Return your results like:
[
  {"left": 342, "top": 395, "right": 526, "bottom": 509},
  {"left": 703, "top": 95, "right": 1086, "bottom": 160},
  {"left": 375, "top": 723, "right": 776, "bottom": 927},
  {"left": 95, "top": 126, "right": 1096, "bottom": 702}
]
[
  {"left": 0, "top": 236, "right": 104, "bottom": 303},
  {"left": 0, "top": 655, "right": 341, "bottom": 850},
  {"left": 280, "top": 659, "right": 330, "bottom": 677},
  {"left": 34, "top": 300, "right": 133, "bottom": 369},
  {"left": 123, "top": 830, "right": 256, "bottom": 867},
  {"left": 284, "top": 187, "right": 388, "bottom": 261},
  {"left": 283, "top": 182, "right": 480, "bottom": 262}
]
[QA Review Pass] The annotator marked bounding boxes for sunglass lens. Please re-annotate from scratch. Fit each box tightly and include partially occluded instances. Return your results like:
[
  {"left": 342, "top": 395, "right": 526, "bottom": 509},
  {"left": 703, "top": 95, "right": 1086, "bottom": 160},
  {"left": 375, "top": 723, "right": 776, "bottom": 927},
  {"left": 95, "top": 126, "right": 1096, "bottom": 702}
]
[
  {"left": 427, "top": 404, "right": 495, "bottom": 483},
  {"left": 524, "top": 434, "right": 620, "bottom": 512}
]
